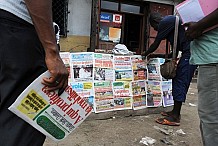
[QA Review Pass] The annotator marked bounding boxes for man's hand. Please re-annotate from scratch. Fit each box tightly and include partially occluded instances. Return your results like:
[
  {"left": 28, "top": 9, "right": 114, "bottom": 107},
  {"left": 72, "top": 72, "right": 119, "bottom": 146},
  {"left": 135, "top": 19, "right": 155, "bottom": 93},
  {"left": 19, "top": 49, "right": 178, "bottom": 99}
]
[
  {"left": 183, "top": 22, "right": 203, "bottom": 40},
  {"left": 24, "top": 0, "right": 69, "bottom": 94},
  {"left": 42, "top": 50, "right": 69, "bottom": 92}
]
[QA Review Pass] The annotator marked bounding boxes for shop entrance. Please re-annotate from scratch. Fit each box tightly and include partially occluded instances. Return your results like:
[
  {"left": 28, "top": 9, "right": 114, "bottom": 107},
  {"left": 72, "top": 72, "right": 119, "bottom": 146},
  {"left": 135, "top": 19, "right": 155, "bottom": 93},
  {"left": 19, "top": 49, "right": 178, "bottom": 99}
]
[{"left": 123, "top": 14, "right": 142, "bottom": 54}]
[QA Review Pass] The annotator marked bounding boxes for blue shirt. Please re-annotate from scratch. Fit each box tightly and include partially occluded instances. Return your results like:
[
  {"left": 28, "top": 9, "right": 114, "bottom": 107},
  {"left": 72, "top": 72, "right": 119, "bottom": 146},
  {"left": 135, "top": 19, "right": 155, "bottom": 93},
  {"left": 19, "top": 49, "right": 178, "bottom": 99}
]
[{"left": 156, "top": 15, "right": 190, "bottom": 56}]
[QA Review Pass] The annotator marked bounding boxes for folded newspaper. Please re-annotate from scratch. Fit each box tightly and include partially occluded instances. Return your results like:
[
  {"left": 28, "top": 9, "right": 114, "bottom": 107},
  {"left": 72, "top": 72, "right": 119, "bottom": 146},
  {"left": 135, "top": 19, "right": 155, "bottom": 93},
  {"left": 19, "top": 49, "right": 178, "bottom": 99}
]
[{"left": 8, "top": 71, "right": 92, "bottom": 142}]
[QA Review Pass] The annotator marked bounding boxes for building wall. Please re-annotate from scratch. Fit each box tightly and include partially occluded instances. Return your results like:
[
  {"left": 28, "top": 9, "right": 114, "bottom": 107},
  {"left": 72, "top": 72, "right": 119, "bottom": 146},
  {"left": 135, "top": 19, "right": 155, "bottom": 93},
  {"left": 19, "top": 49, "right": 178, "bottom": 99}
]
[
  {"left": 60, "top": 0, "right": 92, "bottom": 52},
  {"left": 60, "top": 0, "right": 181, "bottom": 52}
]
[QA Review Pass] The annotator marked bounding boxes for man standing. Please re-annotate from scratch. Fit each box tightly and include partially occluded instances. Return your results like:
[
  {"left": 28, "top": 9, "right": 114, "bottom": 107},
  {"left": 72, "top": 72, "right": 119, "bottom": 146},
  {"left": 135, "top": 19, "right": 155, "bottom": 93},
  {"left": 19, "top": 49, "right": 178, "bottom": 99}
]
[
  {"left": 143, "top": 12, "right": 197, "bottom": 126},
  {"left": 185, "top": 8, "right": 218, "bottom": 146},
  {"left": 0, "top": 0, "right": 69, "bottom": 146}
]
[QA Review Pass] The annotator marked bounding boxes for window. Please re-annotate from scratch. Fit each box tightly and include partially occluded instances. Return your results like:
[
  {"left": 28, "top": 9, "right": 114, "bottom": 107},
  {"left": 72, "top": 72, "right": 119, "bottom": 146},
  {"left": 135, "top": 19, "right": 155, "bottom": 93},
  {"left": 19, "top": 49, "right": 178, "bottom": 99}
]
[
  {"left": 101, "top": 0, "right": 119, "bottom": 11},
  {"left": 121, "top": 4, "right": 141, "bottom": 14},
  {"left": 52, "top": 0, "right": 68, "bottom": 37}
]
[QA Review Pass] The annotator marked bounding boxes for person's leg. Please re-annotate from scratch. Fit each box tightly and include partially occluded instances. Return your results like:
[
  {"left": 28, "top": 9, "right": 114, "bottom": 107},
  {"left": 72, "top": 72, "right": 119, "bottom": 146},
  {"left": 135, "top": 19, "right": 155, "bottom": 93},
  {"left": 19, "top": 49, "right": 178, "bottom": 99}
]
[
  {"left": 157, "top": 56, "right": 197, "bottom": 125},
  {"left": 198, "top": 65, "right": 218, "bottom": 146},
  {"left": 0, "top": 10, "right": 46, "bottom": 146},
  {"left": 170, "top": 57, "right": 197, "bottom": 118}
]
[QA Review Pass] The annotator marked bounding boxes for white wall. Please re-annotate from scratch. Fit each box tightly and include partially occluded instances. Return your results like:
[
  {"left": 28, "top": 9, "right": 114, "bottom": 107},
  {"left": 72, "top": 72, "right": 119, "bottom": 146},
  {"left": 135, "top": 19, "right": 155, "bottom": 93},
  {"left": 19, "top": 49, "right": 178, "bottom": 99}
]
[{"left": 68, "top": 0, "right": 92, "bottom": 36}]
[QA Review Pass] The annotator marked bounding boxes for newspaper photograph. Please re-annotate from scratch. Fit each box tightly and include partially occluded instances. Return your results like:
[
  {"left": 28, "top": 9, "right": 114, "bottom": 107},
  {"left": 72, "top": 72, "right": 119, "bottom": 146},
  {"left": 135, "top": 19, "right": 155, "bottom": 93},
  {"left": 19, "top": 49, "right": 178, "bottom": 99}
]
[
  {"left": 147, "top": 58, "right": 162, "bottom": 81},
  {"left": 161, "top": 81, "right": 174, "bottom": 107},
  {"left": 131, "top": 80, "right": 146, "bottom": 96},
  {"left": 8, "top": 71, "right": 92, "bottom": 142},
  {"left": 94, "top": 98, "right": 115, "bottom": 113},
  {"left": 70, "top": 52, "right": 94, "bottom": 82},
  {"left": 113, "top": 96, "right": 132, "bottom": 110},
  {"left": 146, "top": 81, "right": 162, "bottom": 107},
  {"left": 114, "top": 56, "right": 132, "bottom": 70},
  {"left": 133, "top": 95, "right": 147, "bottom": 110},
  {"left": 115, "top": 70, "right": 133, "bottom": 81},
  {"left": 133, "top": 69, "right": 147, "bottom": 81},
  {"left": 94, "top": 67, "right": 114, "bottom": 81},
  {"left": 131, "top": 55, "right": 147, "bottom": 70}
]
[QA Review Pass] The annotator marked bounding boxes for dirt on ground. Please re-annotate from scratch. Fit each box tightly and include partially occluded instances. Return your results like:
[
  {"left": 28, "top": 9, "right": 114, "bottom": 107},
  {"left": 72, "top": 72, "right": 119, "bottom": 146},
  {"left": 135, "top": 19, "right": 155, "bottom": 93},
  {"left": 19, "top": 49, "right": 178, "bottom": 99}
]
[{"left": 44, "top": 82, "right": 202, "bottom": 146}]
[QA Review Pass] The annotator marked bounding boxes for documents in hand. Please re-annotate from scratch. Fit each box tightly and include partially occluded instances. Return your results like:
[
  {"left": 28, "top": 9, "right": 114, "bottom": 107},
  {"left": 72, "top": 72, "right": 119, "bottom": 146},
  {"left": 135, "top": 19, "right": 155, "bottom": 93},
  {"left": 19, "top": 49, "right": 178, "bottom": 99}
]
[
  {"left": 8, "top": 71, "right": 92, "bottom": 142},
  {"left": 176, "top": 0, "right": 218, "bottom": 23}
]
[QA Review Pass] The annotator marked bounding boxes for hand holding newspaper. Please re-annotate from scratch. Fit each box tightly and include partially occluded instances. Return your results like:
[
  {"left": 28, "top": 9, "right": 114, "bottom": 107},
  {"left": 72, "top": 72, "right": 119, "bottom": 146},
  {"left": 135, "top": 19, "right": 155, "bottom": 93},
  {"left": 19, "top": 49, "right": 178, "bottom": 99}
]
[
  {"left": 9, "top": 71, "right": 92, "bottom": 142},
  {"left": 175, "top": 0, "right": 218, "bottom": 31}
]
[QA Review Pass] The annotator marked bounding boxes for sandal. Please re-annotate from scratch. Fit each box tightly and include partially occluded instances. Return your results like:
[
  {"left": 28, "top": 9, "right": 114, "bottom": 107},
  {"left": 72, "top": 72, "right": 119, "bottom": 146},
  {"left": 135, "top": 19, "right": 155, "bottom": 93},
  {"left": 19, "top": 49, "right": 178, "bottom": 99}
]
[
  {"left": 161, "top": 111, "right": 181, "bottom": 120},
  {"left": 161, "top": 111, "right": 172, "bottom": 116},
  {"left": 155, "top": 116, "right": 180, "bottom": 126}
]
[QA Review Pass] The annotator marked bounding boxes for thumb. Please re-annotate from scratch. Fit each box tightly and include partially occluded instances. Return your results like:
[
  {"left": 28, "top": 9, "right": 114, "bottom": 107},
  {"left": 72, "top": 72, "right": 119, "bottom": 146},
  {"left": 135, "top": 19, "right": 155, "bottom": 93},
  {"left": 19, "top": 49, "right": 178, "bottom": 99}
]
[{"left": 182, "top": 23, "right": 190, "bottom": 31}]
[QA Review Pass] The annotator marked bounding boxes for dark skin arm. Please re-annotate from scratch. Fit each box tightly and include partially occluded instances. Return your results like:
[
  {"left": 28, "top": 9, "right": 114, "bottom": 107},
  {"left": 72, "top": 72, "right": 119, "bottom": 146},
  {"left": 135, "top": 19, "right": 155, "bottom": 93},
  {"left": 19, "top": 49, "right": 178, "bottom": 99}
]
[
  {"left": 184, "top": 8, "right": 218, "bottom": 40},
  {"left": 24, "top": 0, "right": 69, "bottom": 92},
  {"left": 142, "top": 39, "right": 161, "bottom": 57}
]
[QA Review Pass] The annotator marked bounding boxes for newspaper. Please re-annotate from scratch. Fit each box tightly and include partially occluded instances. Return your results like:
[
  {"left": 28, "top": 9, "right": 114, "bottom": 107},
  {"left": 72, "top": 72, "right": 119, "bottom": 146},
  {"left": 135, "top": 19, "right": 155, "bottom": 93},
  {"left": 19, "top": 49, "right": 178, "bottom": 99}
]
[
  {"left": 133, "top": 95, "right": 147, "bottom": 110},
  {"left": 113, "top": 81, "right": 132, "bottom": 97},
  {"left": 146, "top": 81, "right": 162, "bottom": 107},
  {"left": 147, "top": 58, "right": 164, "bottom": 81},
  {"left": 94, "top": 53, "right": 114, "bottom": 81},
  {"left": 70, "top": 52, "right": 94, "bottom": 82},
  {"left": 131, "top": 55, "right": 147, "bottom": 70},
  {"left": 131, "top": 80, "right": 147, "bottom": 110},
  {"left": 95, "top": 96, "right": 132, "bottom": 113},
  {"left": 161, "top": 81, "right": 174, "bottom": 107},
  {"left": 60, "top": 52, "right": 71, "bottom": 83},
  {"left": 114, "top": 56, "right": 132, "bottom": 70},
  {"left": 8, "top": 71, "right": 92, "bottom": 142},
  {"left": 71, "top": 82, "right": 94, "bottom": 109},
  {"left": 131, "top": 55, "right": 147, "bottom": 81},
  {"left": 115, "top": 70, "right": 133, "bottom": 81},
  {"left": 131, "top": 80, "right": 146, "bottom": 96}
]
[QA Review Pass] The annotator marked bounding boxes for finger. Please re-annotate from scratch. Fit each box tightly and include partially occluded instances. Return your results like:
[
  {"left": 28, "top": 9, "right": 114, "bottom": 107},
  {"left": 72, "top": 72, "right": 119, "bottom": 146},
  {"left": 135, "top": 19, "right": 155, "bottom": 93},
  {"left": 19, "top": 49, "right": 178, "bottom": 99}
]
[
  {"left": 46, "top": 74, "right": 68, "bottom": 91},
  {"left": 182, "top": 23, "right": 190, "bottom": 27},
  {"left": 42, "top": 76, "right": 61, "bottom": 86}
]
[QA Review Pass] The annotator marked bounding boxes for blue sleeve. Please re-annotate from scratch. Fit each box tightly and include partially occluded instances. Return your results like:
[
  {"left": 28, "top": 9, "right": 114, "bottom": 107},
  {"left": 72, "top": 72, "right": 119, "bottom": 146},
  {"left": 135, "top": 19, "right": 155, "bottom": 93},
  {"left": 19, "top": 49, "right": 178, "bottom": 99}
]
[{"left": 156, "top": 16, "right": 175, "bottom": 41}]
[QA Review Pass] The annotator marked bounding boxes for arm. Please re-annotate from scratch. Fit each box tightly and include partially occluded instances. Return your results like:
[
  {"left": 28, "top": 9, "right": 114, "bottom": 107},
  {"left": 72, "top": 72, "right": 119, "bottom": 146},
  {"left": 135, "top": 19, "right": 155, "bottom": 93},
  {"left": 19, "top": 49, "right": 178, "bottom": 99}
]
[
  {"left": 184, "top": 8, "right": 218, "bottom": 39},
  {"left": 24, "top": 0, "right": 69, "bottom": 92},
  {"left": 142, "top": 39, "right": 161, "bottom": 56}
]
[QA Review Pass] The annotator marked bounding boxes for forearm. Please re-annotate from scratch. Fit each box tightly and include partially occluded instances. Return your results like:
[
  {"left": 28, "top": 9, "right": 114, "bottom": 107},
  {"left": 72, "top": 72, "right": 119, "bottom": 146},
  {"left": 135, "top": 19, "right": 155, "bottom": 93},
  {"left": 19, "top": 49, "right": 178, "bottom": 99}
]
[
  {"left": 24, "top": 0, "right": 58, "bottom": 57},
  {"left": 144, "top": 43, "right": 158, "bottom": 56},
  {"left": 196, "top": 8, "right": 218, "bottom": 31}
]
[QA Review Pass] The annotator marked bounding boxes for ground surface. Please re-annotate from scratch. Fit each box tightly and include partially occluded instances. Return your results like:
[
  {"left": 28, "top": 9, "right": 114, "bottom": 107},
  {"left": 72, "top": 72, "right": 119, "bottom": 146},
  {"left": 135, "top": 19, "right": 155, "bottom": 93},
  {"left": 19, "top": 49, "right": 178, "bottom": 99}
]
[{"left": 44, "top": 82, "right": 202, "bottom": 146}]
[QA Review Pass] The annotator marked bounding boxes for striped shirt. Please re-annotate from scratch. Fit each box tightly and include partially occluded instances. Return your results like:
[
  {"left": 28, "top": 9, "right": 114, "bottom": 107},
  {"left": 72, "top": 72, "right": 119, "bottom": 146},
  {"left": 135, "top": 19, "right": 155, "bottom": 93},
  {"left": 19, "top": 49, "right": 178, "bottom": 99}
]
[{"left": 0, "top": 0, "right": 32, "bottom": 24}]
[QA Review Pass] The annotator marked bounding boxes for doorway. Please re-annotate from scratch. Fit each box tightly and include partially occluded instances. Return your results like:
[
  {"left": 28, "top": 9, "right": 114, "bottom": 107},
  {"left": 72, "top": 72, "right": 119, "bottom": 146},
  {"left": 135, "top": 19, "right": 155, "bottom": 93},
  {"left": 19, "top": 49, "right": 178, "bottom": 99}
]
[{"left": 123, "top": 14, "right": 142, "bottom": 54}]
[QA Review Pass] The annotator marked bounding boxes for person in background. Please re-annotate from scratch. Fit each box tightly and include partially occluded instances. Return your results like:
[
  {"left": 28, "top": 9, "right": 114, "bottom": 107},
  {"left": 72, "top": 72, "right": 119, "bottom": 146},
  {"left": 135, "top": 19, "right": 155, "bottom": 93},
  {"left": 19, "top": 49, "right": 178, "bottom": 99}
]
[
  {"left": 184, "top": 8, "right": 218, "bottom": 146},
  {"left": 0, "top": 0, "right": 69, "bottom": 146},
  {"left": 142, "top": 12, "right": 197, "bottom": 126},
  {"left": 53, "top": 22, "right": 60, "bottom": 51}
]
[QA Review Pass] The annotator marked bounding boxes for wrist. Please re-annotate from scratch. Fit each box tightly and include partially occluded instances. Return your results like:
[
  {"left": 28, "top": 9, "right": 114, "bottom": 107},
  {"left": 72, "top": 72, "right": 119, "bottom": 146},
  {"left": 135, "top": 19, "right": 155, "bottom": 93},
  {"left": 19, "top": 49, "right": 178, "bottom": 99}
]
[{"left": 45, "top": 45, "right": 59, "bottom": 58}]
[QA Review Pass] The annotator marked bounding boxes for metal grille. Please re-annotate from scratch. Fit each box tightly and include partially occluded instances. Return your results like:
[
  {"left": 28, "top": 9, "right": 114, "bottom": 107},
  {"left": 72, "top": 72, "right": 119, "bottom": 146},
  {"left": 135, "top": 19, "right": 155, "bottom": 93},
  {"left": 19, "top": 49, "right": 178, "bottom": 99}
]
[{"left": 52, "top": 0, "right": 68, "bottom": 37}]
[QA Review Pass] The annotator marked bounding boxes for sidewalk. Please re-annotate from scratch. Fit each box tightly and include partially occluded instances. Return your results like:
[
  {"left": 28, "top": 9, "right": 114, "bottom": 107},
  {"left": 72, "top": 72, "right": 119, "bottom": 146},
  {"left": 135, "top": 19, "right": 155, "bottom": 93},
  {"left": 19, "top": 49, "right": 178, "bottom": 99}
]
[{"left": 44, "top": 82, "right": 201, "bottom": 146}]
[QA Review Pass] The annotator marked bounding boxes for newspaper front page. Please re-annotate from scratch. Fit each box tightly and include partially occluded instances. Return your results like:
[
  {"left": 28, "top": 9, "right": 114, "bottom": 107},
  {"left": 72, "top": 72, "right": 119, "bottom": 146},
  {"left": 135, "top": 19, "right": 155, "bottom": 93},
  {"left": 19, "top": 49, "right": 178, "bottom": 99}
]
[{"left": 8, "top": 71, "right": 92, "bottom": 142}]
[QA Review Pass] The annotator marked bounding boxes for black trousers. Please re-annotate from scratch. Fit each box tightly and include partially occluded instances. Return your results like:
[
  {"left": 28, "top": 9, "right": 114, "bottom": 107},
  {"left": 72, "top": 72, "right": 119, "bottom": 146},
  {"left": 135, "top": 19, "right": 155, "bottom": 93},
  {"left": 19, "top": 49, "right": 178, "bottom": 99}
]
[{"left": 0, "top": 10, "right": 47, "bottom": 146}]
